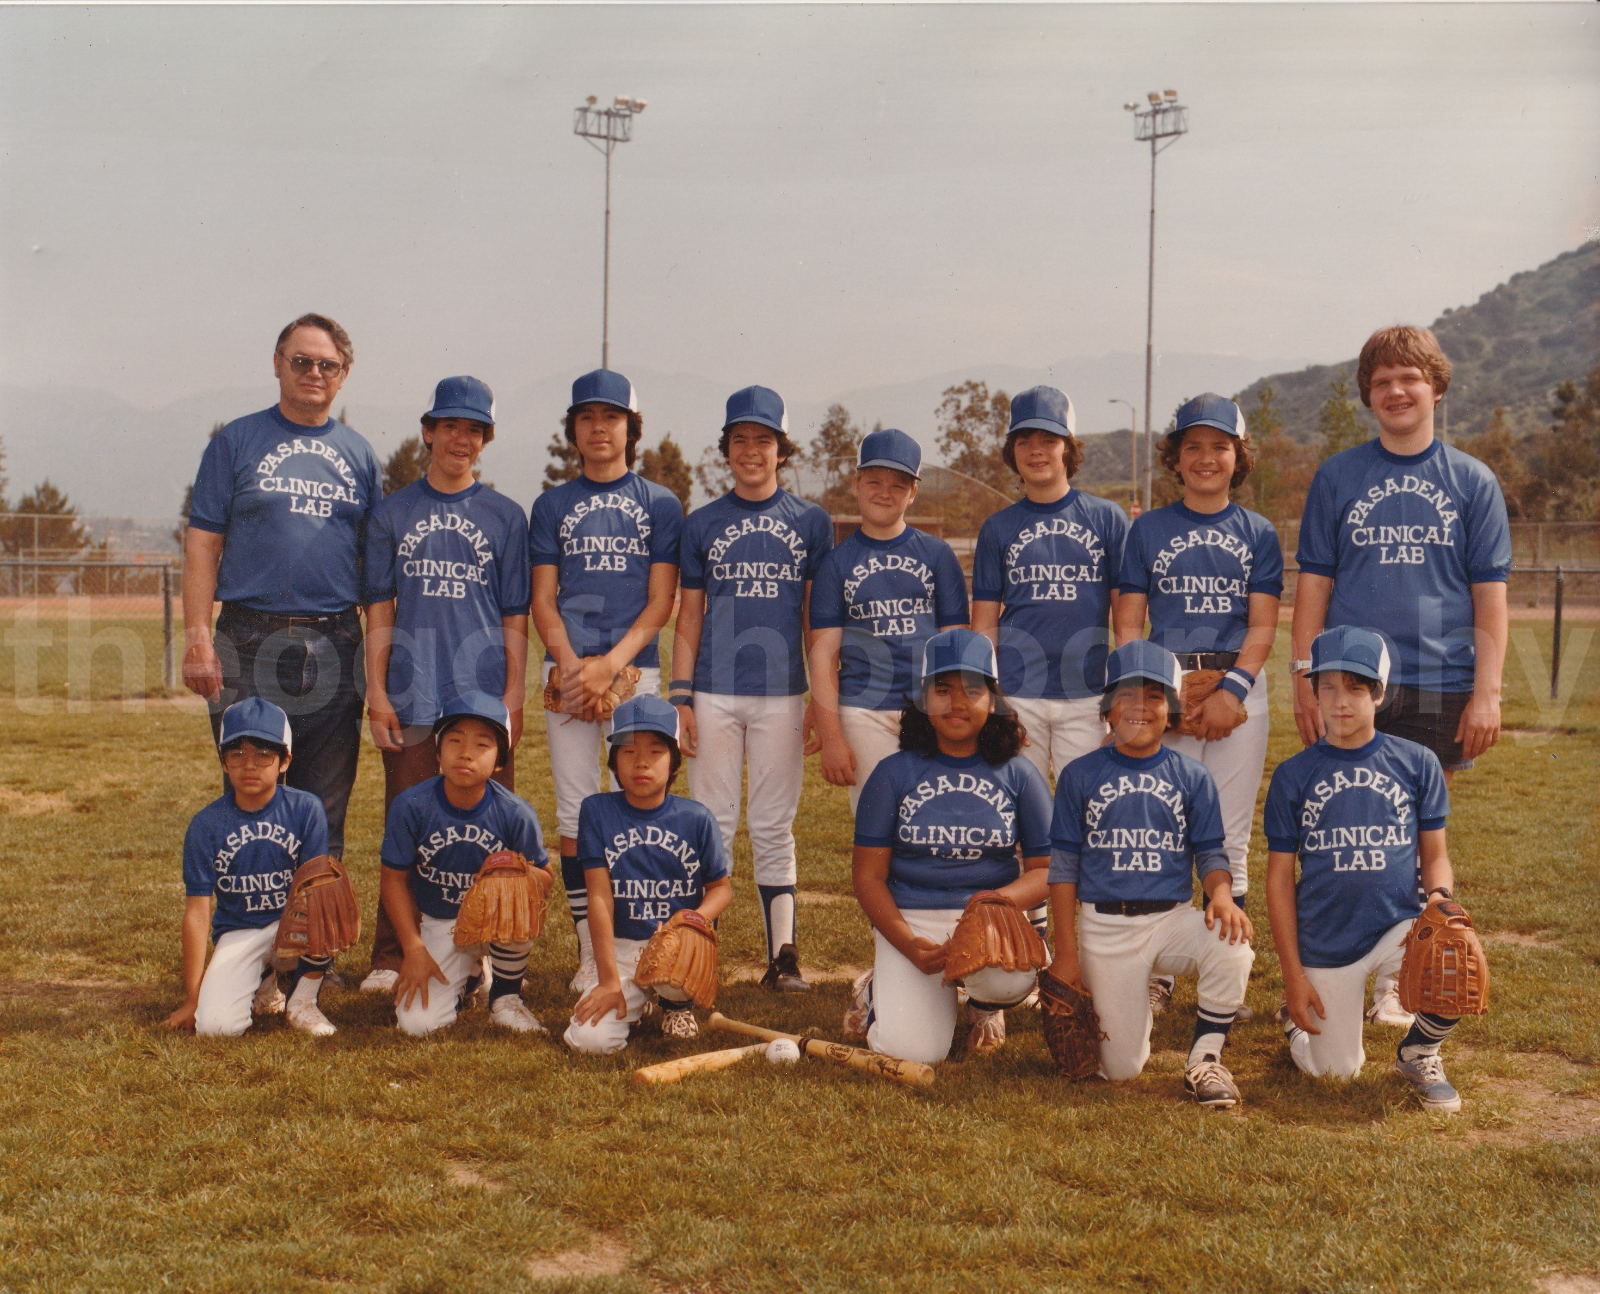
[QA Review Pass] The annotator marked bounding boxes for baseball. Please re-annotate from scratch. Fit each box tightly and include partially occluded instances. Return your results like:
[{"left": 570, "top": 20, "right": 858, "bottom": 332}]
[{"left": 766, "top": 1038, "right": 802, "bottom": 1065}]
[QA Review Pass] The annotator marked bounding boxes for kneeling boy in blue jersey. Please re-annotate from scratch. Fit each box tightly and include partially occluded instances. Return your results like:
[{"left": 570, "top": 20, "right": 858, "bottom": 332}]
[
  {"left": 1047, "top": 641, "right": 1254, "bottom": 1107},
  {"left": 566, "top": 696, "right": 732, "bottom": 1053},
  {"left": 168, "top": 698, "right": 336, "bottom": 1037},
  {"left": 382, "top": 694, "right": 554, "bottom": 1036},
  {"left": 1266, "top": 626, "right": 1466, "bottom": 1112}
]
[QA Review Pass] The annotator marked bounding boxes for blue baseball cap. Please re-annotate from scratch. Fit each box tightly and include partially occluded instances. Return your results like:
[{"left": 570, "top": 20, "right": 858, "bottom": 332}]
[
  {"left": 1104, "top": 640, "right": 1183, "bottom": 695},
  {"left": 1008, "top": 385, "right": 1077, "bottom": 439},
  {"left": 569, "top": 369, "right": 639, "bottom": 414},
  {"left": 1173, "top": 392, "right": 1247, "bottom": 439},
  {"left": 857, "top": 427, "right": 921, "bottom": 479},
  {"left": 432, "top": 692, "right": 512, "bottom": 760},
  {"left": 218, "top": 697, "right": 292, "bottom": 754},
  {"left": 608, "top": 694, "right": 681, "bottom": 747},
  {"left": 1311, "top": 626, "right": 1391, "bottom": 686},
  {"left": 724, "top": 385, "right": 788, "bottom": 435},
  {"left": 920, "top": 628, "right": 998, "bottom": 686},
  {"left": 426, "top": 375, "right": 496, "bottom": 426}
]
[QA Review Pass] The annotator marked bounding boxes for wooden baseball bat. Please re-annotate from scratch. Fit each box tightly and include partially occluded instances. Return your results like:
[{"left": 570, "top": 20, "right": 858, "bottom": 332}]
[
  {"left": 629, "top": 1044, "right": 767, "bottom": 1087},
  {"left": 706, "top": 1012, "right": 935, "bottom": 1089}
]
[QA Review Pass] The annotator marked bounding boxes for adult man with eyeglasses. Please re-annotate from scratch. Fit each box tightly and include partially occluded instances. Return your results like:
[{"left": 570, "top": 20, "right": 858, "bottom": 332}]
[{"left": 182, "top": 313, "right": 382, "bottom": 866}]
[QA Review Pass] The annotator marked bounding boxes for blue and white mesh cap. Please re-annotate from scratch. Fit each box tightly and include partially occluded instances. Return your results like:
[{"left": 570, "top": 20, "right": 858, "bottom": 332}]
[
  {"left": 218, "top": 697, "right": 293, "bottom": 754},
  {"left": 431, "top": 692, "right": 512, "bottom": 745},
  {"left": 1173, "top": 392, "right": 1247, "bottom": 439},
  {"left": 723, "top": 385, "right": 788, "bottom": 435},
  {"left": 608, "top": 694, "right": 681, "bottom": 746},
  {"left": 1008, "top": 385, "right": 1077, "bottom": 438},
  {"left": 1311, "top": 626, "right": 1391, "bottom": 686},
  {"left": 427, "top": 375, "right": 496, "bottom": 425},
  {"left": 1104, "top": 640, "right": 1183, "bottom": 695},
  {"left": 856, "top": 427, "right": 922, "bottom": 479},
  {"left": 569, "top": 369, "right": 638, "bottom": 413},
  {"left": 920, "top": 628, "right": 999, "bottom": 685}
]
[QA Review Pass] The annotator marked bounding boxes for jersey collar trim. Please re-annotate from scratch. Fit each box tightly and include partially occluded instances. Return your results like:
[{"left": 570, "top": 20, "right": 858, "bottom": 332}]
[
  {"left": 1104, "top": 745, "right": 1172, "bottom": 771},
  {"left": 1373, "top": 438, "right": 1442, "bottom": 467},
  {"left": 267, "top": 405, "right": 334, "bottom": 437},
  {"left": 1314, "top": 733, "right": 1385, "bottom": 762},
  {"left": 432, "top": 776, "right": 493, "bottom": 820},
  {"left": 725, "top": 487, "right": 785, "bottom": 512},
  {"left": 419, "top": 479, "right": 483, "bottom": 503},
  {"left": 1170, "top": 499, "right": 1237, "bottom": 525}
]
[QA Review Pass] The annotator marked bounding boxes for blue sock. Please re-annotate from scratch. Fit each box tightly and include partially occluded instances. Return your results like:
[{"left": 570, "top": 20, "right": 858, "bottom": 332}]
[
  {"left": 1189, "top": 1007, "right": 1235, "bottom": 1066},
  {"left": 1398, "top": 1011, "right": 1458, "bottom": 1061},
  {"left": 560, "top": 854, "right": 587, "bottom": 927}
]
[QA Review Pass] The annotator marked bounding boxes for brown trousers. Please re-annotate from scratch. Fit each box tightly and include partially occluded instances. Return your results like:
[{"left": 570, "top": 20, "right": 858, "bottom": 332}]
[{"left": 369, "top": 729, "right": 517, "bottom": 971}]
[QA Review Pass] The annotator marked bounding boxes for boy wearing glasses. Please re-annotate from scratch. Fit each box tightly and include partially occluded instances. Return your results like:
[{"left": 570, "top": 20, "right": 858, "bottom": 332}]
[{"left": 167, "top": 698, "right": 337, "bottom": 1037}]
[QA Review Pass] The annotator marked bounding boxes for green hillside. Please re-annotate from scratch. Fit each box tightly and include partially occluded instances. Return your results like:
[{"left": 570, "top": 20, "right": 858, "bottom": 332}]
[{"left": 1233, "top": 242, "right": 1600, "bottom": 444}]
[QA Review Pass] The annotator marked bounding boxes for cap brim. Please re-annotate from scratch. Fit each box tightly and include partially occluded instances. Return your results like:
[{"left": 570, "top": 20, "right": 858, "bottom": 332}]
[
  {"left": 427, "top": 407, "right": 494, "bottom": 425},
  {"left": 1010, "top": 417, "right": 1073, "bottom": 437},
  {"left": 856, "top": 458, "right": 920, "bottom": 479},
  {"left": 608, "top": 723, "right": 679, "bottom": 745},
  {"left": 1107, "top": 668, "right": 1179, "bottom": 692},
  {"left": 922, "top": 664, "right": 998, "bottom": 684},
  {"left": 1311, "top": 658, "right": 1385, "bottom": 682},
  {"left": 568, "top": 398, "right": 634, "bottom": 414},
  {"left": 722, "top": 415, "right": 786, "bottom": 435},
  {"left": 1173, "top": 417, "right": 1243, "bottom": 438},
  {"left": 221, "top": 726, "right": 291, "bottom": 750}
]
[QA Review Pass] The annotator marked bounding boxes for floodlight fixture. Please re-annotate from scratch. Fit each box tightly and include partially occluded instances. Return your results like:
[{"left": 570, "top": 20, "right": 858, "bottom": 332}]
[{"left": 574, "top": 95, "right": 648, "bottom": 369}]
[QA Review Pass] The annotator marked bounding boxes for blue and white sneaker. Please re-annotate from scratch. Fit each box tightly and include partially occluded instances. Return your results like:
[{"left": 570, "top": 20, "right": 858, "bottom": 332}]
[{"left": 1394, "top": 1053, "right": 1461, "bottom": 1113}]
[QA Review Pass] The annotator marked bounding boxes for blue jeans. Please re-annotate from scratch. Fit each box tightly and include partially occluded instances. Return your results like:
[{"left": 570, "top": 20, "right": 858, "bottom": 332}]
[{"left": 207, "top": 605, "right": 365, "bottom": 857}]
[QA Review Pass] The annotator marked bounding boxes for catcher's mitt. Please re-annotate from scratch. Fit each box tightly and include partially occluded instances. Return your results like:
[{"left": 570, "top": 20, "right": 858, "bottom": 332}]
[
  {"left": 1038, "top": 971, "right": 1105, "bottom": 1081},
  {"left": 633, "top": 910, "right": 720, "bottom": 1009},
  {"left": 1398, "top": 900, "right": 1490, "bottom": 1016},
  {"left": 543, "top": 662, "right": 643, "bottom": 719},
  {"left": 1176, "top": 669, "right": 1247, "bottom": 739},
  {"left": 942, "top": 890, "right": 1049, "bottom": 985},
  {"left": 454, "top": 851, "right": 546, "bottom": 948},
  {"left": 273, "top": 855, "right": 361, "bottom": 970}
]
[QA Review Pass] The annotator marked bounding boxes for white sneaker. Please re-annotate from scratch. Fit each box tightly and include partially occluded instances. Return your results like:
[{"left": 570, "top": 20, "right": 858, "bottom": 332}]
[
  {"left": 359, "top": 968, "right": 399, "bottom": 994},
  {"left": 569, "top": 950, "right": 598, "bottom": 996},
  {"left": 1148, "top": 976, "right": 1174, "bottom": 1016},
  {"left": 286, "top": 994, "right": 336, "bottom": 1037},
  {"left": 489, "top": 994, "right": 548, "bottom": 1034},
  {"left": 1367, "top": 986, "right": 1415, "bottom": 1028},
  {"left": 1184, "top": 1055, "right": 1240, "bottom": 1108},
  {"left": 661, "top": 1007, "right": 699, "bottom": 1039},
  {"left": 966, "top": 1006, "right": 1006, "bottom": 1056},
  {"left": 252, "top": 973, "right": 285, "bottom": 1016},
  {"left": 842, "top": 970, "right": 873, "bottom": 1043}
]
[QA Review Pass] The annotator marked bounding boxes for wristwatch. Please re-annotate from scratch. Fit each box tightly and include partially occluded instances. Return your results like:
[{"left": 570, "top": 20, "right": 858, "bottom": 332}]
[{"left": 1291, "top": 658, "right": 1314, "bottom": 675}]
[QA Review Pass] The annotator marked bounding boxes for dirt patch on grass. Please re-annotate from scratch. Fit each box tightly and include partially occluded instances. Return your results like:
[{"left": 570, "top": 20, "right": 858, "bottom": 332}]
[
  {"left": 446, "top": 1162, "right": 506, "bottom": 1191},
  {"left": 1485, "top": 931, "right": 1563, "bottom": 949},
  {"left": 0, "top": 978, "right": 146, "bottom": 1002},
  {"left": 1471, "top": 1055, "right": 1600, "bottom": 1146},
  {"left": 0, "top": 787, "right": 73, "bottom": 816},
  {"left": 796, "top": 890, "right": 850, "bottom": 906},
  {"left": 527, "top": 1233, "right": 631, "bottom": 1280},
  {"left": 1541, "top": 1275, "right": 1600, "bottom": 1294},
  {"left": 725, "top": 963, "right": 868, "bottom": 984}
]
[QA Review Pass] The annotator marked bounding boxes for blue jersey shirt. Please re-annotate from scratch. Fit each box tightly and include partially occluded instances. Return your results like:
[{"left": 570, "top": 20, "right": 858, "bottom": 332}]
[
  {"left": 809, "top": 527, "right": 970, "bottom": 711},
  {"left": 971, "top": 491, "right": 1129, "bottom": 699},
  {"left": 188, "top": 406, "right": 382, "bottom": 615},
  {"left": 577, "top": 792, "right": 731, "bottom": 943},
  {"left": 679, "top": 489, "right": 834, "bottom": 696},
  {"left": 528, "top": 472, "right": 684, "bottom": 668},
  {"left": 363, "top": 479, "right": 532, "bottom": 726},
  {"left": 183, "top": 785, "right": 329, "bottom": 940},
  {"left": 1264, "top": 732, "right": 1449, "bottom": 968},
  {"left": 1297, "top": 438, "right": 1511, "bottom": 691},
  {"left": 1049, "top": 745, "right": 1227, "bottom": 905},
  {"left": 854, "top": 750, "right": 1053, "bottom": 911},
  {"left": 380, "top": 778, "right": 549, "bottom": 921},
  {"left": 1120, "top": 501, "right": 1284, "bottom": 655}
]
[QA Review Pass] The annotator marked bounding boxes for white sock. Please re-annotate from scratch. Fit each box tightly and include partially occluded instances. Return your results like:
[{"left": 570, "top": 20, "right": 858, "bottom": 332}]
[
  {"left": 1188, "top": 1032, "right": 1228, "bottom": 1069},
  {"left": 289, "top": 974, "right": 322, "bottom": 1008},
  {"left": 576, "top": 919, "right": 594, "bottom": 966}
]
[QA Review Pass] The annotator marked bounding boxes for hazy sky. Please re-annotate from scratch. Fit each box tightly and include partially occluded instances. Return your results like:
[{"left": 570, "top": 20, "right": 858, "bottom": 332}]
[{"left": 2, "top": 2, "right": 1596, "bottom": 433}]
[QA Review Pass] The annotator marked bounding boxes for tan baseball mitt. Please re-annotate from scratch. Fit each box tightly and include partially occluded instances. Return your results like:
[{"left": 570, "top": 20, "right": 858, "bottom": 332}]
[
  {"left": 633, "top": 910, "right": 720, "bottom": 1009},
  {"left": 942, "top": 890, "right": 1049, "bottom": 985},
  {"left": 543, "top": 663, "right": 643, "bottom": 719},
  {"left": 454, "top": 851, "right": 546, "bottom": 948},
  {"left": 1177, "top": 669, "right": 1247, "bottom": 738},
  {"left": 1398, "top": 899, "right": 1490, "bottom": 1016},
  {"left": 1038, "top": 971, "right": 1105, "bottom": 1081},
  {"left": 273, "top": 855, "right": 361, "bottom": 970}
]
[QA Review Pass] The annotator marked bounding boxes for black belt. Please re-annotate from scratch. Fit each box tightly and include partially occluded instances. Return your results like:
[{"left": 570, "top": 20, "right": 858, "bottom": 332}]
[
  {"left": 219, "top": 603, "right": 359, "bottom": 630},
  {"left": 1174, "top": 651, "right": 1238, "bottom": 671},
  {"left": 1092, "top": 900, "right": 1179, "bottom": 917}
]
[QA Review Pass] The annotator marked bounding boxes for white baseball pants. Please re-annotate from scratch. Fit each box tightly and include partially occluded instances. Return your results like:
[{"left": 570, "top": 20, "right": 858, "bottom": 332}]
[
  {"left": 687, "top": 692, "right": 806, "bottom": 887},
  {"left": 1162, "top": 669, "right": 1270, "bottom": 897},
  {"left": 1077, "top": 903, "right": 1254, "bottom": 1081},
  {"left": 542, "top": 663, "right": 662, "bottom": 839},
  {"left": 394, "top": 915, "right": 533, "bottom": 1036},
  {"left": 1009, "top": 695, "right": 1107, "bottom": 786},
  {"left": 195, "top": 923, "right": 280, "bottom": 1037},
  {"left": 839, "top": 705, "right": 904, "bottom": 813},
  {"left": 1286, "top": 919, "right": 1412, "bottom": 1079},
  {"left": 563, "top": 937, "right": 651, "bottom": 1055},
  {"left": 865, "top": 908, "right": 965, "bottom": 1065}
]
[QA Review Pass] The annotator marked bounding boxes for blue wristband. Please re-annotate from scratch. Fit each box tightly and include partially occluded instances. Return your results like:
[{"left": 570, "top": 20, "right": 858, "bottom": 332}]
[{"left": 1218, "top": 667, "right": 1254, "bottom": 703}]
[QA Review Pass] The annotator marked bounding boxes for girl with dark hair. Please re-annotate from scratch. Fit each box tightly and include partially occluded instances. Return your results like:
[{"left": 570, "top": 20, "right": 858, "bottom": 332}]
[{"left": 844, "top": 630, "right": 1053, "bottom": 1064}]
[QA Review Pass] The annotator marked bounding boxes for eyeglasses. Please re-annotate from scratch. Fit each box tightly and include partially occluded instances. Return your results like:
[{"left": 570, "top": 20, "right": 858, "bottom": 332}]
[
  {"left": 283, "top": 354, "right": 346, "bottom": 378},
  {"left": 223, "top": 747, "right": 283, "bottom": 769}
]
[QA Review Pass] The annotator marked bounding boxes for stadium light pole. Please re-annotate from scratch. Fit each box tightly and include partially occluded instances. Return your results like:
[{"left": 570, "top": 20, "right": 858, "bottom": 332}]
[
  {"left": 574, "top": 94, "right": 647, "bottom": 370},
  {"left": 1125, "top": 89, "right": 1188, "bottom": 511},
  {"left": 1108, "top": 398, "right": 1138, "bottom": 512}
]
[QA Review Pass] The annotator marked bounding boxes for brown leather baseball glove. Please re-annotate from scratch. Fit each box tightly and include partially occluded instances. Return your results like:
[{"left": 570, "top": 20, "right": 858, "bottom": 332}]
[
  {"left": 1038, "top": 971, "right": 1105, "bottom": 1081},
  {"left": 942, "top": 890, "right": 1049, "bottom": 985},
  {"left": 543, "top": 663, "right": 643, "bottom": 719},
  {"left": 1176, "top": 669, "right": 1247, "bottom": 739},
  {"left": 273, "top": 855, "right": 361, "bottom": 970},
  {"left": 1398, "top": 899, "right": 1490, "bottom": 1016},
  {"left": 454, "top": 851, "right": 546, "bottom": 948},
  {"left": 633, "top": 910, "right": 720, "bottom": 1009}
]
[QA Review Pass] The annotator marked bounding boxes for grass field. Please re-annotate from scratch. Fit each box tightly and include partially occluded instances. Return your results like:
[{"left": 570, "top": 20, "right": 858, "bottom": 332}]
[{"left": 0, "top": 621, "right": 1597, "bottom": 1292}]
